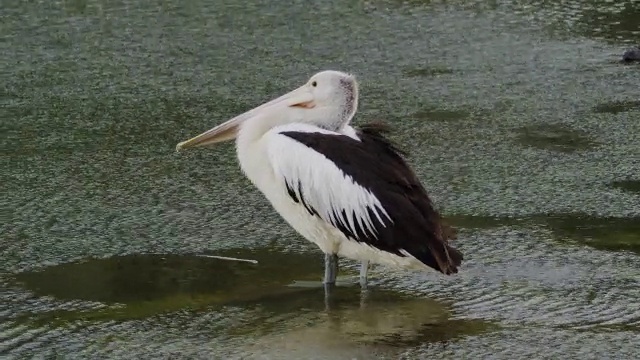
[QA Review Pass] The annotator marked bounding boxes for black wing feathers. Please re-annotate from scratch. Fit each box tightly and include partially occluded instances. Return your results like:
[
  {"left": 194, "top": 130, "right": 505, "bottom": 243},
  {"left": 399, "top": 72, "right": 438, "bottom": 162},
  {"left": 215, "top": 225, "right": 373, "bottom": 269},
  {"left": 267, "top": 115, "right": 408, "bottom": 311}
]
[{"left": 280, "top": 122, "right": 463, "bottom": 275}]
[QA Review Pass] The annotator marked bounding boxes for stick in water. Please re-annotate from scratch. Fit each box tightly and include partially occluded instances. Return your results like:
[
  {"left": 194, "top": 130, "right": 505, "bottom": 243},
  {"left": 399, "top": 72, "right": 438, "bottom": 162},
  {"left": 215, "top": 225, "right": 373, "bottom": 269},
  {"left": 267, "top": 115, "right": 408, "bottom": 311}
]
[{"left": 196, "top": 254, "right": 258, "bottom": 264}]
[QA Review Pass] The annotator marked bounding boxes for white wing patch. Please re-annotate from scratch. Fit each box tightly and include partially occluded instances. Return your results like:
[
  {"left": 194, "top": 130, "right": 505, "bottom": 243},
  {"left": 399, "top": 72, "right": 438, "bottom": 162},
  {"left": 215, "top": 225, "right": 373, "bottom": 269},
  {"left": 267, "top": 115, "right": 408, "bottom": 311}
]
[
  {"left": 340, "top": 125, "right": 360, "bottom": 141},
  {"left": 265, "top": 124, "right": 392, "bottom": 241}
]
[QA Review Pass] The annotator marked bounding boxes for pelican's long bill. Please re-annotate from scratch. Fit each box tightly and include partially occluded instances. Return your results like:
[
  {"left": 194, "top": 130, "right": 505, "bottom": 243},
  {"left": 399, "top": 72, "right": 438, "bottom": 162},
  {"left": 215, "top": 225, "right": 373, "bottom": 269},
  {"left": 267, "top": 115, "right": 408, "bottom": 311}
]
[{"left": 176, "top": 84, "right": 315, "bottom": 152}]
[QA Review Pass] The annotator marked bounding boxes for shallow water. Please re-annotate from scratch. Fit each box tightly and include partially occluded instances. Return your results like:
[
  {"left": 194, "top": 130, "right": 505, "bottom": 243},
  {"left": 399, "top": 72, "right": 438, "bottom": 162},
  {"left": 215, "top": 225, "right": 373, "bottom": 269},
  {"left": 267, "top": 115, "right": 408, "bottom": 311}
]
[{"left": 1, "top": 0, "right": 639, "bottom": 358}]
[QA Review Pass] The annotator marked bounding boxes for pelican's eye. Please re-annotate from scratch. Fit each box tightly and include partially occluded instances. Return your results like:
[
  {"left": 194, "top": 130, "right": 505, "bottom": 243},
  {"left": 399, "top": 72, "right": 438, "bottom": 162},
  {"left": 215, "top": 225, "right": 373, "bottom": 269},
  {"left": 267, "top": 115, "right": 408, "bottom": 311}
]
[{"left": 311, "top": 81, "right": 317, "bottom": 87}]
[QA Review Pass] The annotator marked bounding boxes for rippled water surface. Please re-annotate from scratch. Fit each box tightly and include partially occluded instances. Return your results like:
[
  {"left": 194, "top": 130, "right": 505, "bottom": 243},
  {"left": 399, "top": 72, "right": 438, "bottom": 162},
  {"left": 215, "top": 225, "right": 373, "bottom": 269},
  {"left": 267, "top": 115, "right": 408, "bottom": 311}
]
[{"left": 1, "top": 0, "right": 639, "bottom": 358}]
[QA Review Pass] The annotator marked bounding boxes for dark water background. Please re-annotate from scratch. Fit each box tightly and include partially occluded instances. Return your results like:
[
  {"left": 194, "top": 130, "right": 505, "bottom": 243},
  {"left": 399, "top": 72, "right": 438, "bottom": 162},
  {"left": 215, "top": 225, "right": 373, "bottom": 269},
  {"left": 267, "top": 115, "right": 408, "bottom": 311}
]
[{"left": 1, "top": 0, "right": 639, "bottom": 358}]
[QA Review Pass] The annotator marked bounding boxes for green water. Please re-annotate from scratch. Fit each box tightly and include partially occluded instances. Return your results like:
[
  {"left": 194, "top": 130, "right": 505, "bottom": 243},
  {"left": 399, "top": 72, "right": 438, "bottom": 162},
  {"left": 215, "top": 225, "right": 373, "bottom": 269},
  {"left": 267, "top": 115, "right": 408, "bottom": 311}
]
[{"left": 1, "top": 0, "right": 639, "bottom": 358}]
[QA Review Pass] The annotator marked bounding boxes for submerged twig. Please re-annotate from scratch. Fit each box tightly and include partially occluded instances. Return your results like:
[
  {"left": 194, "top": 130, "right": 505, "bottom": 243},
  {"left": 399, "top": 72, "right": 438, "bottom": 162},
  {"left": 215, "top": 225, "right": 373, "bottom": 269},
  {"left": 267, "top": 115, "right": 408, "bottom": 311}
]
[{"left": 195, "top": 254, "right": 259, "bottom": 264}]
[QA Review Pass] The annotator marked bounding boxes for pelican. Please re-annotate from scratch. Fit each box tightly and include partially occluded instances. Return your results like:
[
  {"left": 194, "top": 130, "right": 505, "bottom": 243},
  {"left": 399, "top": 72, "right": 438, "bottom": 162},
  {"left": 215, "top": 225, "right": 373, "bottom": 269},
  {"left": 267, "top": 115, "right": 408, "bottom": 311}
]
[{"left": 176, "top": 70, "right": 463, "bottom": 288}]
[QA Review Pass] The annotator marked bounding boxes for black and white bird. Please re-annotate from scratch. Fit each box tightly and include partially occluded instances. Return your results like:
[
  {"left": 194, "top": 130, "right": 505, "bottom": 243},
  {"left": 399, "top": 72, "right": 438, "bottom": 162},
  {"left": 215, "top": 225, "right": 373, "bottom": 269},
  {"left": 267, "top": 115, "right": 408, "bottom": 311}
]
[{"left": 176, "top": 70, "right": 463, "bottom": 288}]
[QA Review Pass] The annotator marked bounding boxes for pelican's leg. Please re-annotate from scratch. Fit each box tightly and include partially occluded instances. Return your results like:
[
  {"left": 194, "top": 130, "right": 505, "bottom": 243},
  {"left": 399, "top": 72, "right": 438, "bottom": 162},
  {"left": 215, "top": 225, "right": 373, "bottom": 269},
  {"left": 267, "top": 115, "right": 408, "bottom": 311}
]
[
  {"left": 359, "top": 260, "right": 369, "bottom": 288},
  {"left": 324, "top": 282, "right": 334, "bottom": 310},
  {"left": 324, "top": 253, "right": 339, "bottom": 285}
]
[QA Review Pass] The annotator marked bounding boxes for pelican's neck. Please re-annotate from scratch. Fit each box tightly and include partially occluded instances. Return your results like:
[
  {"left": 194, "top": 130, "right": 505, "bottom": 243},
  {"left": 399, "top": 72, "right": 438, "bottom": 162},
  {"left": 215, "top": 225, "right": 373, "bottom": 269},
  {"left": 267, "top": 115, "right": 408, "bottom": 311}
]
[
  {"left": 234, "top": 116, "right": 267, "bottom": 190},
  {"left": 237, "top": 116, "right": 269, "bottom": 149},
  {"left": 236, "top": 106, "right": 353, "bottom": 150},
  {"left": 235, "top": 114, "right": 288, "bottom": 178}
]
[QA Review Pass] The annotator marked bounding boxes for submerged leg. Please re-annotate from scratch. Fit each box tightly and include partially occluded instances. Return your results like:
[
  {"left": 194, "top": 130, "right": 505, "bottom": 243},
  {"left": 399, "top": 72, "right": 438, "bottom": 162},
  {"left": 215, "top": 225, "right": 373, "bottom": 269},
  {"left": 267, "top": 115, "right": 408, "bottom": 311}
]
[
  {"left": 324, "top": 282, "right": 335, "bottom": 310},
  {"left": 324, "top": 253, "right": 339, "bottom": 285},
  {"left": 359, "top": 260, "right": 369, "bottom": 288}
]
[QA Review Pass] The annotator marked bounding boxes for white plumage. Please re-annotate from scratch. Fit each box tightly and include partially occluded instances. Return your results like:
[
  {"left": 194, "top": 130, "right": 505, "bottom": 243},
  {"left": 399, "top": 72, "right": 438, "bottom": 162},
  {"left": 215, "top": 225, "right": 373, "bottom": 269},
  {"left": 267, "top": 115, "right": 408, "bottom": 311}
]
[
  {"left": 238, "top": 123, "right": 427, "bottom": 269},
  {"left": 266, "top": 125, "right": 392, "bottom": 242}
]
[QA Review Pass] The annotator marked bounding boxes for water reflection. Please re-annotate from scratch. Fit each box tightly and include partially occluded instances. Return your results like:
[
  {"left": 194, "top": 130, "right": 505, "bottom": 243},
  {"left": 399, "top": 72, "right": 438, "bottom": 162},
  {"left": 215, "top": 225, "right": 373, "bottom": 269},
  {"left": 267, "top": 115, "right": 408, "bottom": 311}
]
[
  {"left": 593, "top": 99, "right": 640, "bottom": 114},
  {"left": 379, "top": 0, "right": 639, "bottom": 43},
  {"left": 496, "top": 0, "right": 640, "bottom": 43},
  {"left": 513, "top": 123, "right": 600, "bottom": 153},
  {"left": 402, "top": 66, "right": 456, "bottom": 77},
  {"left": 12, "top": 248, "right": 325, "bottom": 313},
  {"left": 9, "top": 247, "right": 494, "bottom": 356},
  {"left": 232, "top": 286, "right": 493, "bottom": 357},
  {"left": 448, "top": 213, "right": 640, "bottom": 253},
  {"left": 545, "top": 215, "right": 640, "bottom": 253},
  {"left": 610, "top": 180, "right": 640, "bottom": 195}
]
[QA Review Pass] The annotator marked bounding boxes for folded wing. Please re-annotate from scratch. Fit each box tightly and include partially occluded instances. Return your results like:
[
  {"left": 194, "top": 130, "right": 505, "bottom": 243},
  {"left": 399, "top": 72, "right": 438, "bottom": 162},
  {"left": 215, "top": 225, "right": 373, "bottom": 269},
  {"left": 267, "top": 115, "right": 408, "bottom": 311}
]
[{"left": 265, "top": 122, "right": 463, "bottom": 274}]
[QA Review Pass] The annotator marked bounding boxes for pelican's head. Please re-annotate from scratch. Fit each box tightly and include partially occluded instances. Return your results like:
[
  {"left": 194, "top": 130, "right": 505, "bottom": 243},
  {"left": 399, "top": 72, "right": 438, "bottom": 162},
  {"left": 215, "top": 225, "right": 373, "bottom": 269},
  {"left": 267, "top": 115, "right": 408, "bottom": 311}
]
[{"left": 176, "top": 70, "right": 358, "bottom": 151}]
